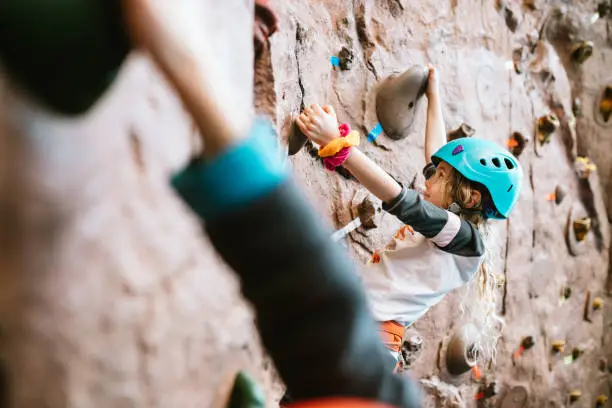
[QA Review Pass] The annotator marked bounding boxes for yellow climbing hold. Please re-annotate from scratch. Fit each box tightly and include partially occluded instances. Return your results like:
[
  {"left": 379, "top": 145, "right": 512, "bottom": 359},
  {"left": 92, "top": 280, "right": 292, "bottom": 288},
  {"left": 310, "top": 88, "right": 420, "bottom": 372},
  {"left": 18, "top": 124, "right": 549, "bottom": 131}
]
[
  {"left": 569, "top": 390, "right": 582, "bottom": 403},
  {"left": 575, "top": 157, "right": 597, "bottom": 179},
  {"left": 573, "top": 217, "right": 592, "bottom": 242},
  {"left": 537, "top": 114, "right": 559, "bottom": 145},
  {"left": 551, "top": 340, "right": 566, "bottom": 353},
  {"left": 593, "top": 297, "right": 604, "bottom": 310}
]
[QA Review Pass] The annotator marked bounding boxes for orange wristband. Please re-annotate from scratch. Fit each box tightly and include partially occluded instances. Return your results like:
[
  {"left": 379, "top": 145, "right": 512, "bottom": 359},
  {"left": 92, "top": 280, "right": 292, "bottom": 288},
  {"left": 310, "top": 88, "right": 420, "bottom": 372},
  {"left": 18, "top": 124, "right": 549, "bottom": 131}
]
[{"left": 318, "top": 131, "right": 360, "bottom": 157}]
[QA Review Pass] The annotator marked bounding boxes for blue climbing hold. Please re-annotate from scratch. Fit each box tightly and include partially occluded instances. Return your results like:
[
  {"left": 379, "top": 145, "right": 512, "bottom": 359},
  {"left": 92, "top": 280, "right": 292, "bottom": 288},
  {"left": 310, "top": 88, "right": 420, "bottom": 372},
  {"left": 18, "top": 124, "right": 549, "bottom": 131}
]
[{"left": 367, "top": 123, "right": 383, "bottom": 142}]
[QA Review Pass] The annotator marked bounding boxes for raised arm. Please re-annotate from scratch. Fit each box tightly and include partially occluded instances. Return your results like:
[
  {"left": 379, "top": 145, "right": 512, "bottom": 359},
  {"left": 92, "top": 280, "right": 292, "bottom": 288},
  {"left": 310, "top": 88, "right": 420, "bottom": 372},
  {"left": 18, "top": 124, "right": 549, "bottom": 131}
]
[
  {"left": 296, "top": 65, "right": 448, "bottom": 207},
  {"left": 342, "top": 148, "right": 403, "bottom": 203},
  {"left": 424, "top": 65, "right": 447, "bottom": 163}
]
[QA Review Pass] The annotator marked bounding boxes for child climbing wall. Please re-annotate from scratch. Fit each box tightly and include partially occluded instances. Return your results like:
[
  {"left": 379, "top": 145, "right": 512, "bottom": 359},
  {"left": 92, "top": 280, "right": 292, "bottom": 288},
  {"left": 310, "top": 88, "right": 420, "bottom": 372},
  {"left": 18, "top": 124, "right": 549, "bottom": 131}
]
[{"left": 295, "top": 65, "right": 524, "bottom": 370}]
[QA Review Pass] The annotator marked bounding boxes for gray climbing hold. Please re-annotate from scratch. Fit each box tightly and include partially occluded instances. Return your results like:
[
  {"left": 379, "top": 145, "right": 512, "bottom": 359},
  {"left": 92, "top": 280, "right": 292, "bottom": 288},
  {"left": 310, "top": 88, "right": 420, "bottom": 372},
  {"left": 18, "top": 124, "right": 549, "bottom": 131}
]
[
  {"left": 338, "top": 47, "right": 354, "bottom": 71},
  {"left": 287, "top": 117, "right": 308, "bottom": 156},
  {"left": 445, "top": 325, "right": 479, "bottom": 376},
  {"left": 570, "top": 41, "right": 594, "bottom": 65},
  {"left": 554, "top": 185, "right": 566, "bottom": 205},
  {"left": 447, "top": 123, "right": 475, "bottom": 141},
  {"left": 375, "top": 65, "right": 429, "bottom": 141}
]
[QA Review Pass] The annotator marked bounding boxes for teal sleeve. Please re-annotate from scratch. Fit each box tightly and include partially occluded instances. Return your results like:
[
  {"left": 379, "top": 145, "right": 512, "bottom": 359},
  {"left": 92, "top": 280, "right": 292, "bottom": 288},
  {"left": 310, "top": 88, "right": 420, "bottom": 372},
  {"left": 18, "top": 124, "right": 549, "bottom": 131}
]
[{"left": 171, "top": 118, "right": 287, "bottom": 220}]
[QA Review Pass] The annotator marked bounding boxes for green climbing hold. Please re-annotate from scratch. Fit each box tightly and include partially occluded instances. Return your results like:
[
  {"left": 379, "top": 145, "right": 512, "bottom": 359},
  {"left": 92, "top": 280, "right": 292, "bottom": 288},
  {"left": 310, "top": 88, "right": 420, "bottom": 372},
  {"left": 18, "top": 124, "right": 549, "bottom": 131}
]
[
  {"left": 226, "top": 371, "right": 266, "bottom": 408},
  {"left": 0, "top": 0, "right": 130, "bottom": 115}
]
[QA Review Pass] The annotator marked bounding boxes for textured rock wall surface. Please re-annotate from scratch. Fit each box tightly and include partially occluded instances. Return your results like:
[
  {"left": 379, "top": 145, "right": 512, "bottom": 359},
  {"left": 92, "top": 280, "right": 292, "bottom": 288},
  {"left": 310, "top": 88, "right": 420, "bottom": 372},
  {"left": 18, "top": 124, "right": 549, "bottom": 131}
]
[
  {"left": 265, "top": 0, "right": 611, "bottom": 406},
  {"left": 0, "top": 0, "right": 610, "bottom": 407}
]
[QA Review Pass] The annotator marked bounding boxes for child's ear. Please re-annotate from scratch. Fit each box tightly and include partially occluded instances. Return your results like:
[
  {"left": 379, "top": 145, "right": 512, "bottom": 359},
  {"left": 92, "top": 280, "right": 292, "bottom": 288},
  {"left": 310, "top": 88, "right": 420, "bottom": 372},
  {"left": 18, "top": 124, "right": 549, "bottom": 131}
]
[{"left": 469, "top": 190, "right": 482, "bottom": 208}]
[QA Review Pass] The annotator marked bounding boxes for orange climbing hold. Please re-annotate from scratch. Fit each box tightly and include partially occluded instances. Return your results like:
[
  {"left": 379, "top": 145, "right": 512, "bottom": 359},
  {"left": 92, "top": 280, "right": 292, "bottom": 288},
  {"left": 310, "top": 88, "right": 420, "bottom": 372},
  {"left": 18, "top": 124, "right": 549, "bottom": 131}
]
[
  {"left": 513, "top": 346, "right": 524, "bottom": 359},
  {"left": 507, "top": 131, "right": 528, "bottom": 157},
  {"left": 506, "top": 138, "right": 519, "bottom": 148},
  {"left": 513, "top": 336, "right": 535, "bottom": 359},
  {"left": 474, "top": 382, "right": 497, "bottom": 401},
  {"left": 472, "top": 365, "right": 482, "bottom": 380},
  {"left": 599, "top": 85, "right": 612, "bottom": 123},
  {"left": 371, "top": 251, "right": 381, "bottom": 264}
]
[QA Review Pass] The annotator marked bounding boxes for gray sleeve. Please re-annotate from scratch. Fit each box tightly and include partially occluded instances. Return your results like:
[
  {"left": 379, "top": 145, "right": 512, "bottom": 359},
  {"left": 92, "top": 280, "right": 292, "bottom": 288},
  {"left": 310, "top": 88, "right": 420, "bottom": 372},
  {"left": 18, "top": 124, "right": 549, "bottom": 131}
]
[
  {"left": 192, "top": 180, "right": 421, "bottom": 407},
  {"left": 382, "top": 185, "right": 484, "bottom": 257}
]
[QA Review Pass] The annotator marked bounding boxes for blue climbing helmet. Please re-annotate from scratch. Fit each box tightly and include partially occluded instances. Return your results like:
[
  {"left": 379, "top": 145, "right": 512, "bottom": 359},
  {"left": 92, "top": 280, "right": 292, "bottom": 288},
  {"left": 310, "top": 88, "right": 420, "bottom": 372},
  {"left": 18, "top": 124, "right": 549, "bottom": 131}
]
[{"left": 431, "top": 138, "right": 523, "bottom": 220}]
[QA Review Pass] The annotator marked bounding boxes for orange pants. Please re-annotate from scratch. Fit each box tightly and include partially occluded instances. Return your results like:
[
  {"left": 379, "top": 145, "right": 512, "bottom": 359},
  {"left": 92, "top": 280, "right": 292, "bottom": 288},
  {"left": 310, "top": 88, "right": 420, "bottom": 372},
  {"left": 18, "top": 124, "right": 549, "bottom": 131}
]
[
  {"left": 378, "top": 320, "right": 405, "bottom": 354},
  {"left": 378, "top": 321, "right": 405, "bottom": 373}
]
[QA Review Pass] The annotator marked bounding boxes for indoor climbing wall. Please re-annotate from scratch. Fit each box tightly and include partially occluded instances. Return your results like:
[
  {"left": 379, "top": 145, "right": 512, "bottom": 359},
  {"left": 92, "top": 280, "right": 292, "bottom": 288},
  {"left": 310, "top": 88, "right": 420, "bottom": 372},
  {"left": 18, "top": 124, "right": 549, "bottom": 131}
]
[
  {"left": 0, "top": 0, "right": 610, "bottom": 407},
  {"left": 263, "top": 0, "right": 612, "bottom": 406}
]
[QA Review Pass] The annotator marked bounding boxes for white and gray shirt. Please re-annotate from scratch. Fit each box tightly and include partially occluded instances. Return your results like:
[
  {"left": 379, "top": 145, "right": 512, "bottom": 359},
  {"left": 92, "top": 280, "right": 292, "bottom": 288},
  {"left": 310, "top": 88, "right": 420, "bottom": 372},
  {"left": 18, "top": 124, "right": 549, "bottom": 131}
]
[{"left": 360, "top": 181, "right": 485, "bottom": 326}]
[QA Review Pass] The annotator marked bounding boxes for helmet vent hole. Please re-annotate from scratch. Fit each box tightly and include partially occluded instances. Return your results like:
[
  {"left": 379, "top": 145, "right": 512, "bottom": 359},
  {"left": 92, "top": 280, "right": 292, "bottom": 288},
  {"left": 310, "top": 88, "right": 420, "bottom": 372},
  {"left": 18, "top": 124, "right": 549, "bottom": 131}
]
[
  {"left": 504, "top": 158, "right": 515, "bottom": 169},
  {"left": 480, "top": 159, "right": 487, "bottom": 166},
  {"left": 507, "top": 184, "right": 514, "bottom": 192},
  {"left": 492, "top": 158, "right": 501, "bottom": 168}
]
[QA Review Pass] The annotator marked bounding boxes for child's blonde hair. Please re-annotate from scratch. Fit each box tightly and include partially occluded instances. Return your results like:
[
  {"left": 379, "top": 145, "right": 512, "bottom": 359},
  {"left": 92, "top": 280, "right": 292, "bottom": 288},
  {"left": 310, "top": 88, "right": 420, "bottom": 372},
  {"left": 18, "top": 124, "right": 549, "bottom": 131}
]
[{"left": 443, "top": 167, "right": 504, "bottom": 364}]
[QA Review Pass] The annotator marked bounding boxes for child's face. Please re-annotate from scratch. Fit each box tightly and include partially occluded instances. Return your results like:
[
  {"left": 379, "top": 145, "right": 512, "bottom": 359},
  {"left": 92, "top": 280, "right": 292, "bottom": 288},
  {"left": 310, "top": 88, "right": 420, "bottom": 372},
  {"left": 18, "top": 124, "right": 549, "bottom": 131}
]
[{"left": 423, "top": 161, "right": 452, "bottom": 208}]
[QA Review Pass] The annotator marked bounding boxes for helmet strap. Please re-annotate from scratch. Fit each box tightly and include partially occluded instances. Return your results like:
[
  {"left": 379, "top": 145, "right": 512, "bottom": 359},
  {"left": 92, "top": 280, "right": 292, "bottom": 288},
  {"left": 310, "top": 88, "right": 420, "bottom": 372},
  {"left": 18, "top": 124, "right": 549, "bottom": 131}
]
[
  {"left": 447, "top": 202, "right": 462, "bottom": 215},
  {"left": 447, "top": 202, "right": 485, "bottom": 218}
]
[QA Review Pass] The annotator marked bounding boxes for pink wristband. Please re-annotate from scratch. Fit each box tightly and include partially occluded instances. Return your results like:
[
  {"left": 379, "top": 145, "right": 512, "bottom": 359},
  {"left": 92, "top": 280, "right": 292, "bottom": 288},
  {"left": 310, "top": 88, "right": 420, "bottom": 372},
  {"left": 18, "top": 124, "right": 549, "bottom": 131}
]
[
  {"left": 338, "top": 123, "right": 351, "bottom": 137},
  {"left": 323, "top": 123, "right": 352, "bottom": 171}
]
